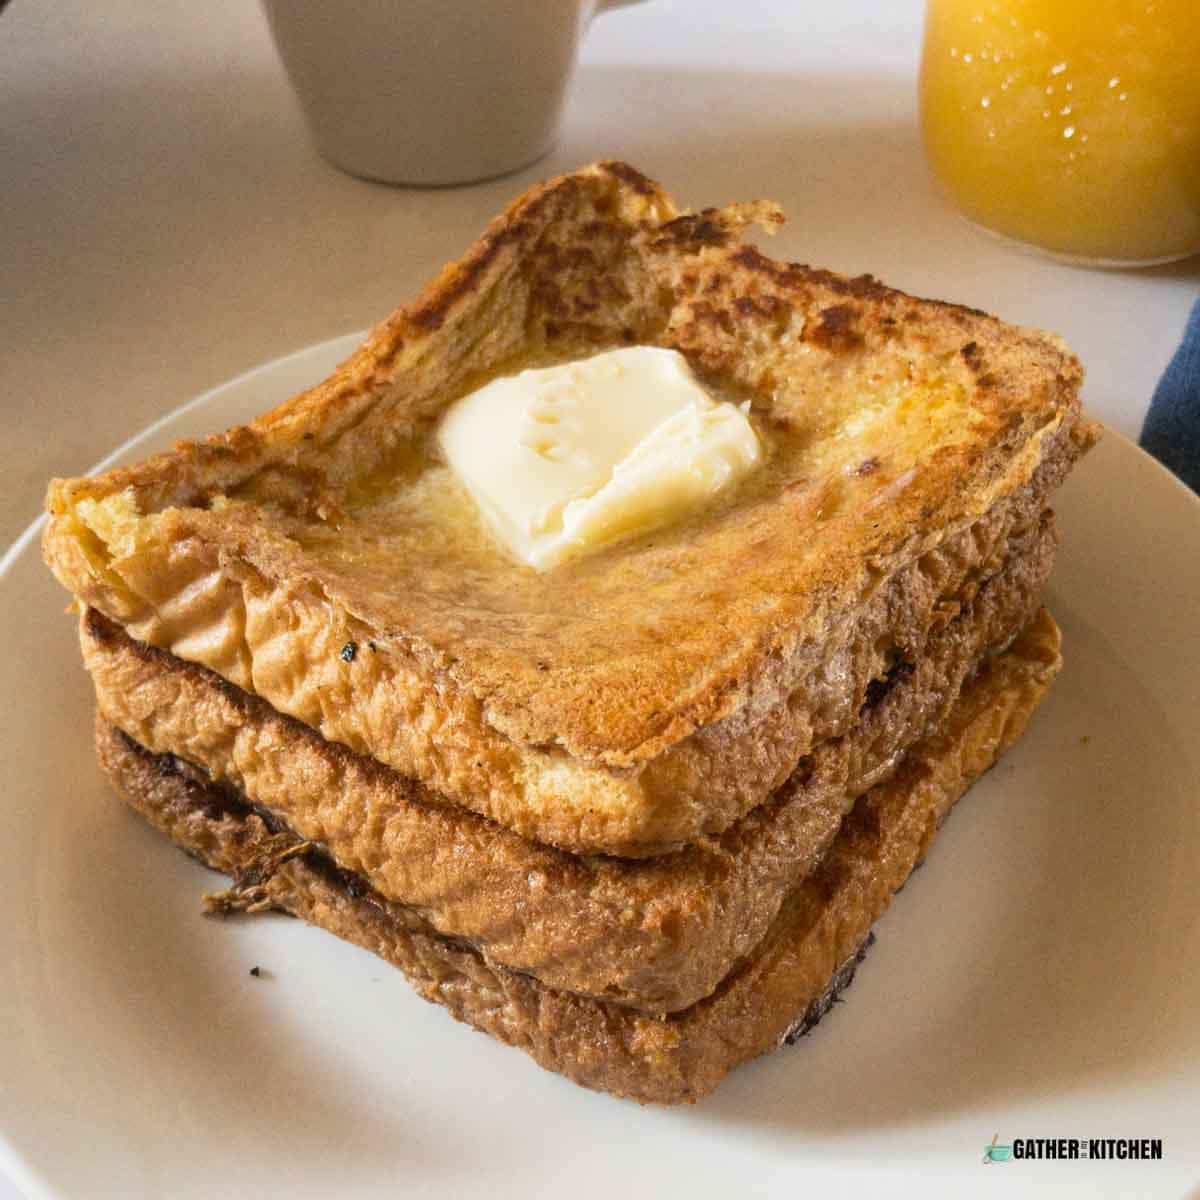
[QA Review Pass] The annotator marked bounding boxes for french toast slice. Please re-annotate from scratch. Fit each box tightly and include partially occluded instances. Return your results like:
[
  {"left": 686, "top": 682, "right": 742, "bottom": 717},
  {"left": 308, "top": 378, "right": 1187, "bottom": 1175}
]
[
  {"left": 94, "top": 610, "right": 1062, "bottom": 1104},
  {"left": 46, "top": 162, "right": 1093, "bottom": 855},
  {"left": 82, "top": 513, "right": 1053, "bottom": 1012}
]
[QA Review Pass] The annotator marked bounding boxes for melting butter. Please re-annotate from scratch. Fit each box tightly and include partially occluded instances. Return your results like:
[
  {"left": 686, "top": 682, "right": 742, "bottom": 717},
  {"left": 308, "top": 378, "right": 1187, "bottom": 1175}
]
[{"left": 437, "top": 347, "right": 761, "bottom": 569}]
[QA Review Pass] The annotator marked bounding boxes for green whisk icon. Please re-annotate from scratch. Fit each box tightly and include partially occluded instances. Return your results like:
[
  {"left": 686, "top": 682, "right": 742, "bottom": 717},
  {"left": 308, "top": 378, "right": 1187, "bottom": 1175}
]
[{"left": 983, "top": 1134, "right": 1013, "bottom": 1164}]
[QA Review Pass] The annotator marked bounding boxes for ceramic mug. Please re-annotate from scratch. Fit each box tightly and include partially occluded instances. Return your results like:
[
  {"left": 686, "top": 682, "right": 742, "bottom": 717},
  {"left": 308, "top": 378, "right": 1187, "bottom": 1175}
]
[{"left": 262, "top": 0, "right": 643, "bottom": 187}]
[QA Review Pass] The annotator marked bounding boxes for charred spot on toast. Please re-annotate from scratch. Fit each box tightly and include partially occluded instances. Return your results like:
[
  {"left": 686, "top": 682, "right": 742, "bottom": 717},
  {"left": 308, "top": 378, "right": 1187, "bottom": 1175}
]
[
  {"left": 804, "top": 303, "right": 864, "bottom": 352},
  {"left": 597, "top": 160, "right": 660, "bottom": 196},
  {"left": 727, "top": 246, "right": 889, "bottom": 305},
  {"left": 653, "top": 209, "right": 737, "bottom": 249},
  {"left": 861, "top": 659, "right": 916, "bottom": 713},
  {"left": 731, "top": 292, "right": 790, "bottom": 320},
  {"left": 115, "top": 725, "right": 262, "bottom": 829},
  {"left": 783, "top": 931, "right": 876, "bottom": 1044}
]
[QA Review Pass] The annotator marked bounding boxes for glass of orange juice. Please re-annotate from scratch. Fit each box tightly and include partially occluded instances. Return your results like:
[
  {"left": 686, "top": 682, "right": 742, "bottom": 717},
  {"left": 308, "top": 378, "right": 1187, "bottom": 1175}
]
[{"left": 921, "top": 1, "right": 1200, "bottom": 265}]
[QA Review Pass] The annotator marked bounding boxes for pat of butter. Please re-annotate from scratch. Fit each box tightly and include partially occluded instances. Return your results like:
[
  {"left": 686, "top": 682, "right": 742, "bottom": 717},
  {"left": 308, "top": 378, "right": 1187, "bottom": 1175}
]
[{"left": 438, "top": 346, "right": 761, "bottom": 570}]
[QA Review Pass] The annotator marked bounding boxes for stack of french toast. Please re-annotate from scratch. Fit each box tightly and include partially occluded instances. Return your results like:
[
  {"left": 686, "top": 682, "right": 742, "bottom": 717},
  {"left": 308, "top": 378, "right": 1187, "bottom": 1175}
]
[{"left": 43, "top": 163, "right": 1094, "bottom": 1103}]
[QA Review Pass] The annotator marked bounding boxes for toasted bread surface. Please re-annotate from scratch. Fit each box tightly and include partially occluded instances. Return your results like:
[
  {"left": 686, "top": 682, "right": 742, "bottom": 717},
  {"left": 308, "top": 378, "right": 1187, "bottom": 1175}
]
[
  {"left": 82, "top": 510, "right": 1051, "bottom": 1011},
  {"left": 47, "top": 162, "right": 1093, "bottom": 853},
  {"left": 95, "top": 610, "right": 1061, "bottom": 1103}
]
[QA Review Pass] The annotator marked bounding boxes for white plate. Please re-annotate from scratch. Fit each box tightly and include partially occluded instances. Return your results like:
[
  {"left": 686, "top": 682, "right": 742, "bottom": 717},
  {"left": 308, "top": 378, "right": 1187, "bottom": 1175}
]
[{"left": 2, "top": 337, "right": 1198, "bottom": 1200}]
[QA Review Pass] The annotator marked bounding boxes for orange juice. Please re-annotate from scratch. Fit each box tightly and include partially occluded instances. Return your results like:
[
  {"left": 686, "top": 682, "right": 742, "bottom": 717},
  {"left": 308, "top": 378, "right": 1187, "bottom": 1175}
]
[{"left": 921, "top": 0, "right": 1200, "bottom": 263}]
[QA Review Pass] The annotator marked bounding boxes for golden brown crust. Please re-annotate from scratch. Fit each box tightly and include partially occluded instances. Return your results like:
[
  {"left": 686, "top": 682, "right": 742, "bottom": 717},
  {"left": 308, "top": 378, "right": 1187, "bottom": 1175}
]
[
  {"left": 45, "top": 162, "right": 1094, "bottom": 854},
  {"left": 81, "top": 512, "right": 1052, "bottom": 1012},
  {"left": 57, "top": 429, "right": 1078, "bottom": 857},
  {"left": 94, "top": 609, "right": 1061, "bottom": 1104}
]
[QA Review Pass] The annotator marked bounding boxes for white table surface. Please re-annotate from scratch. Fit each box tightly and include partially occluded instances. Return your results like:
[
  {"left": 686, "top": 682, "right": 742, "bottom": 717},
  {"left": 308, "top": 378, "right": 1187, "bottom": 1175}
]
[{"left": 1, "top": 3, "right": 1197, "bottom": 1197}]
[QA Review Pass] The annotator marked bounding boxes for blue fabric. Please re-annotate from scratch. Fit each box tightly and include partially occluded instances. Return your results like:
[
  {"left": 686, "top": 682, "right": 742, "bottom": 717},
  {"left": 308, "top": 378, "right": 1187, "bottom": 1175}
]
[{"left": 1140, "top": 297, "right": 1200, "bottom": 494}]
